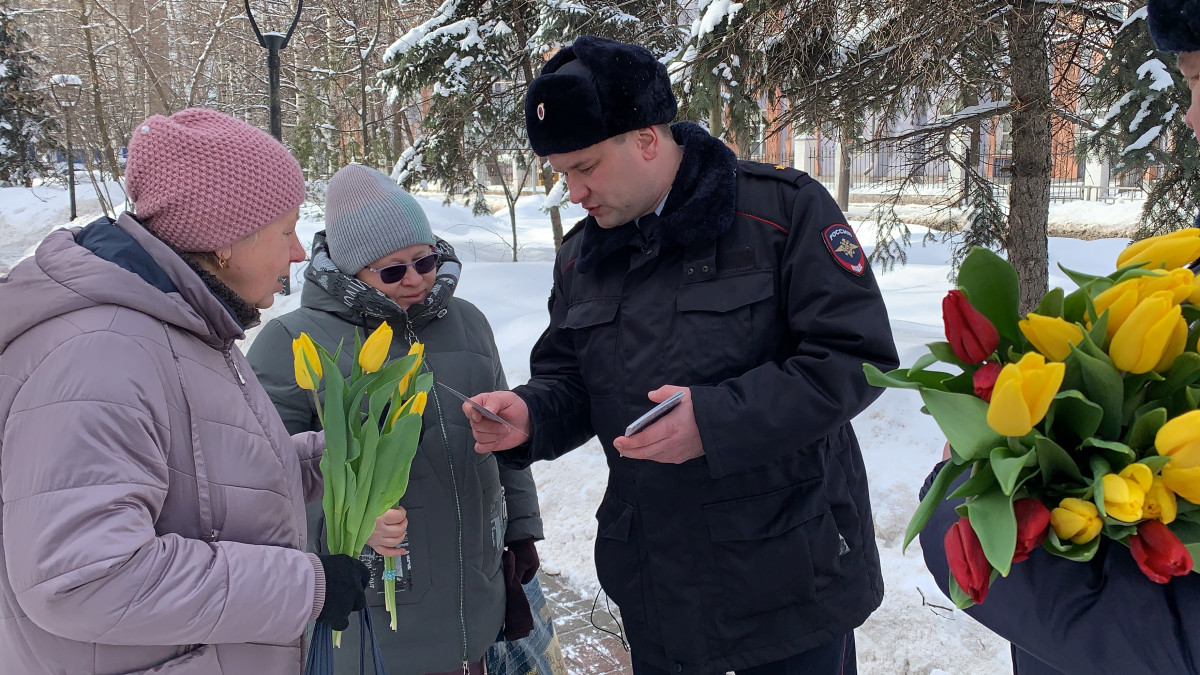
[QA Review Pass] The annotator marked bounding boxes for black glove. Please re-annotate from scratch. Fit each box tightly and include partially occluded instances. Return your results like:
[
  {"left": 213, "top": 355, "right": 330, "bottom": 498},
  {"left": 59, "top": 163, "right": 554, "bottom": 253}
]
[
  {"left": 501, "top": 539, "right": 539, "bottom": 640},
  {"left": 316, "top": 554, "right": 370, "bottom": 631},
  {"left": 508, "top": 537, "right": 540, "bottom": 584}
]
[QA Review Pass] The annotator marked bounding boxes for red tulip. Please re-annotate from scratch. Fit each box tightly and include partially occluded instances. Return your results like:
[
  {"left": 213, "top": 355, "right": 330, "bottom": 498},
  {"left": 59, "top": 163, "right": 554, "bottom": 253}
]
[
  {"left": 943, "top": 290, "right": 1000, "bottom": 364},
  {"left": 973, "top": 362, "right": 1002, "bottom": 402},
  {"left": 1130, "top": 520, "right": 1194, "bottom": 584},
  {"left": 1012, "top": 498, "right": 1051, "bottom": 563},
  {"left": 945, "top": 516, "right": 992, "bottom": 604}
]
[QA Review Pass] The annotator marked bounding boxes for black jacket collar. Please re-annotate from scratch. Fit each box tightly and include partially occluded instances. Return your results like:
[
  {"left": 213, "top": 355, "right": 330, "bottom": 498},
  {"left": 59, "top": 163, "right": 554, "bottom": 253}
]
[{"left": 576, "top": 121, "right": 738, "bottom": 273}]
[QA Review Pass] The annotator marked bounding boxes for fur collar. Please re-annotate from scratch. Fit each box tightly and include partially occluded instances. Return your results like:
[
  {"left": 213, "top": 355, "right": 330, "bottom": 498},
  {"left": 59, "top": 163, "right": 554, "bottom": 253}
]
[{"left": 576, "top": 121, "right": 737, "bottom": 273}]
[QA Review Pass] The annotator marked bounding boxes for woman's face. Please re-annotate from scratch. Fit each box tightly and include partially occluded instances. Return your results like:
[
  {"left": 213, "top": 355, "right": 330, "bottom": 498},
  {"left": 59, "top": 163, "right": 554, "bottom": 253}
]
[
  {"left": 214, "top": 207, "right": 305, "bottom": 309},
  {"left": 355, "top": 243, "right": 438, "bottom": 310}
]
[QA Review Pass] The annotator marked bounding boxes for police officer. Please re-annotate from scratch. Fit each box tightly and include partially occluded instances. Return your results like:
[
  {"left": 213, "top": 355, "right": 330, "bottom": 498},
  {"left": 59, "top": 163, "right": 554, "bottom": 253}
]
[{"left": 464, "top": 36, "right": 899, "bottom": 674}]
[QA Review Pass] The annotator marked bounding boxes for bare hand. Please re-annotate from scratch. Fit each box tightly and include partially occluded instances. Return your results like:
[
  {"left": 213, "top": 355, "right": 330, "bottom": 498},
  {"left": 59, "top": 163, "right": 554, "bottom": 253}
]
[
  {"left": 367, "top": 507, "right": 408, "bottom": 557},
  {"left": 613, "top": 386, "right": 704, "bottom": 464},
  {"left": 466, "top": 391, "right": 531, "bottom": 454}
]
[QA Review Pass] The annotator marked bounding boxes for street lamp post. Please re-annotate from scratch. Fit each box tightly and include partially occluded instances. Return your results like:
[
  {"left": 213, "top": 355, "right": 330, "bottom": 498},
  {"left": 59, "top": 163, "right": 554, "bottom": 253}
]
[
  {"left": 49, "top": 74, "right": 83, "bottom": 222},
  {"left": 244, "top": 0, "right": 302, "bottom": 294}
]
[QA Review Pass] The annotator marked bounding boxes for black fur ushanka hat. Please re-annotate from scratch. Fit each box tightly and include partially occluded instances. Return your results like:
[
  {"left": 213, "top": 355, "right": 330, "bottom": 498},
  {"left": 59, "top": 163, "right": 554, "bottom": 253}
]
[
  {"left": 524, "top": 36, "right": 678, "bottom": 156},
  {"left": 1148, "top": 0, "right": 1200, "bottom": 53}
]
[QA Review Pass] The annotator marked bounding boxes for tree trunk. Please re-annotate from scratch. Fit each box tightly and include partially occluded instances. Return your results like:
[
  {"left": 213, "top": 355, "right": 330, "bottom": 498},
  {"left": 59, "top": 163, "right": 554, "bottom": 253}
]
[
  {"left": 540, "top": 162, "right": 564, "bottom": 250},
  {"left": 836, "top": 136, "right": 851, "bottom": 211},
  {"left": 77, "top": 0, "right": 123, "bottom": 183},
  {"left": 1005, "top": 0, "right": 1051, "bottom": 313}
]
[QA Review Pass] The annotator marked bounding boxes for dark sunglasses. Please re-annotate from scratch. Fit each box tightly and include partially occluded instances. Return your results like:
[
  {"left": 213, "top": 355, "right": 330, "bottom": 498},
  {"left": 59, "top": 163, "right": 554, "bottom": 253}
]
[{"left": 365, "top": 252, "right": 440, "bottom": 284}]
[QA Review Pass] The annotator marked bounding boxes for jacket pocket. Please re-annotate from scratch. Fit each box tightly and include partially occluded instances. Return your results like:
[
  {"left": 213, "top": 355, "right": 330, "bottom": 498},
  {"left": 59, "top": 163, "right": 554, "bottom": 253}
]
[
  {"left": 481, "top": 476, "right": 506, "bottom": 580},
  {"left": 132, "top": 644, "right": 219, "bottom": 673},
  {"left": 386, "top": 506, "right": 432, "bottom": 606},
  {"left": 593, "top": 490, "right": 644, "bottom": 623},
  {"left": 561, "top": 298, "right": 620, "bottom": 397},
  {"left": 702, "top": 479, "right": 839, "bottom": 620},
  {"left": 674, "top": 270, "right": 774, "bottom": 382}
]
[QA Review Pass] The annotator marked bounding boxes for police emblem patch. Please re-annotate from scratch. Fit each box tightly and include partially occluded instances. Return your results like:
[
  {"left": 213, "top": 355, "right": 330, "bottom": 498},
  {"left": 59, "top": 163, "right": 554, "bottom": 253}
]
[
  {"left": 822, "top": 223, "right": 865, "bottom": 275},
  {"left": 537, "top": 102, "right": 545, "bottom": 121}
]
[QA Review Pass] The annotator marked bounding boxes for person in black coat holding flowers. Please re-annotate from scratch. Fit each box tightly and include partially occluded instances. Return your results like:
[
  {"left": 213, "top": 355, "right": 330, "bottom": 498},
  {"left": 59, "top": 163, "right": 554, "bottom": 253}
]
[{"left": 920, "top": 3, "right": 1200, "bottom": 672}]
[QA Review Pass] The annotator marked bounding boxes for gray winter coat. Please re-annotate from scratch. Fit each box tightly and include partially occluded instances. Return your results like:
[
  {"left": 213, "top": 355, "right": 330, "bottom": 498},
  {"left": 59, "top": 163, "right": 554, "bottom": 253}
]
[
  {"left": 247, "top": 234, "right": 543, "bottom": 674},
  {"left": 0, "top": 214, "right": 327, "bottom": 674}
]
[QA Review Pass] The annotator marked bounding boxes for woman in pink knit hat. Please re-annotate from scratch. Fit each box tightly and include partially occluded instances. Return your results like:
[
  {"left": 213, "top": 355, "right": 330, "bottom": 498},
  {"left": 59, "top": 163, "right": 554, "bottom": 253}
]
[{"left": 0, "top": 108, "right": 403, "bottom": 674}]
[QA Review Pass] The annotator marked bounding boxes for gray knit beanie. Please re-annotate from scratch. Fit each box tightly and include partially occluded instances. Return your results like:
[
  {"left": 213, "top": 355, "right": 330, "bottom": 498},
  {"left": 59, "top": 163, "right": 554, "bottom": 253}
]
[{"left": 324, "top": 163, "right": 435, "bottom": 275}]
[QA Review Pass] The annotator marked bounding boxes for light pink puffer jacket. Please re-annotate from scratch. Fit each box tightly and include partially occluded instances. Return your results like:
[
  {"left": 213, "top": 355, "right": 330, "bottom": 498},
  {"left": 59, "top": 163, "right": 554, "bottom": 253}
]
[{"left": 0, "top": 213, "right": 326, "bottom": 674}]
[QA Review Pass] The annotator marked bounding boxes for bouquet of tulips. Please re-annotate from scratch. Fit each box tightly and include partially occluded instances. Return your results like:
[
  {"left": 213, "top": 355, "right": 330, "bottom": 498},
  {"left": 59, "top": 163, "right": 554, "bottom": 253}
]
[
  {"left": 293, "top": 321, "right": 431, "bottom": 632},
  {"left": 866, "top": 229, "right": 1200, "bottom": 608}
]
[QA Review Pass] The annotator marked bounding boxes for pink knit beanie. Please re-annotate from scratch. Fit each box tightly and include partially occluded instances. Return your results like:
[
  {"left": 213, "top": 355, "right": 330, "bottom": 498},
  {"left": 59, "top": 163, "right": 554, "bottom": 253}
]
[{"left": 125, "top": 108, "right": 306, "bottom": 252}]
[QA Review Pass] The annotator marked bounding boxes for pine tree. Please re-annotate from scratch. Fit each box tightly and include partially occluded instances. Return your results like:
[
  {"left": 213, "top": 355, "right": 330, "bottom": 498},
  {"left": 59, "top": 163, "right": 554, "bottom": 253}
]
[
  {"left": 0, "top": 1, "right": 56, "bottom": 187},
  {"left": 676, "top": 0, "right": 1123, "bottom": 310},
  {"left": 1084, "top": 4, "right": 1198, "bottom": 238}
]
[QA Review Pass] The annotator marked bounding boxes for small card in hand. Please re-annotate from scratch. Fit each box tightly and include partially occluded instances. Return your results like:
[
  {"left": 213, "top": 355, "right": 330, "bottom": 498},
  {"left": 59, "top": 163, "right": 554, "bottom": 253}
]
[{"left": 437, "top": 382, "right": 529, "bottom": 436}]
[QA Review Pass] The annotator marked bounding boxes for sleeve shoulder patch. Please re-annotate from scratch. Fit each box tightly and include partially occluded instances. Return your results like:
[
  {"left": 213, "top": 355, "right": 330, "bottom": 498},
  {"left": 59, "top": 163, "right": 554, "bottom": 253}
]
[{"left": 822, "top": 223, "right": 866, "bottom": 276}]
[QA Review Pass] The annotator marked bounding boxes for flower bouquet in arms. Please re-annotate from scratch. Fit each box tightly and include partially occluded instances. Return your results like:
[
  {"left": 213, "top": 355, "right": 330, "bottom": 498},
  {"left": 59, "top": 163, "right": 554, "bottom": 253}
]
[
  {"left": 293, "top": 321, "right": 431, "bottom": 671},
  {"left": 865, "top": 231, "right": 1200, "bottom": 608}
]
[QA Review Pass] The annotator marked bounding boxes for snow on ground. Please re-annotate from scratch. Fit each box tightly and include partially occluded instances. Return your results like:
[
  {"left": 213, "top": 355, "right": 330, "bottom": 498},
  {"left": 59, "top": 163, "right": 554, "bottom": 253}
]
[
  {"left": 0, "top": 185, "right": 1143, "bottom": 673},
  {"left": 0, "top": 180, "right": 125, "bottom": 270}
]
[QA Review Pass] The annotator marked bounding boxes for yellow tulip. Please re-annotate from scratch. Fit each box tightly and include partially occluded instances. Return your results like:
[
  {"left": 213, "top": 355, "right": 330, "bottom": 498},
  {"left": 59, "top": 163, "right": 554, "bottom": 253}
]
[
  {"left": 1101, "top": 463, "right": 1153, "bottom": 522},
  {"left": 1190, "top": 274, "right": 1200, "bottom": 305},
  {"left": 986, "top": 352, "right": 1065, "bottom": 436},
  {"left": 1144, "top": 476, "right": 1178, "bottom": 525},
  {"left": 1019, "top": 314, "right": 1085, "bottom": 361},
  {"left": 1091, "top": 279, "right": 1141, "bottom": 338},
  {"left": 1154, "top": 316, "right": 1189, "bottom": 373},
  {"left": 1157, "top": 410, "right": 1200, "bottom": 469},
  {"left": 1139, "top": 268, "right": 1195, "bottom": 305},
  {"left": 1109, "top": 291, "right": 1184, "bottom": 374},
  {"left": 359, "top": 321, "right": 393, "bottom": 374},
  {"left": 1050, "top": 498, "right": 1103, "bottom": 544},
  {"left": 292, "top": 333, "right": 322, "bottom": 391},
  {"left": 407, "top": 340, "right": 425, "bottom": 361},
  {"left": 1117, "top": 228, "right": 1200, "bottom": 271},
  {"left": 410, "top": 391, "right": 428, "bottom": 416},
  {"left": 1163, "top": 464, "right": 1200, "bottom": 504}
]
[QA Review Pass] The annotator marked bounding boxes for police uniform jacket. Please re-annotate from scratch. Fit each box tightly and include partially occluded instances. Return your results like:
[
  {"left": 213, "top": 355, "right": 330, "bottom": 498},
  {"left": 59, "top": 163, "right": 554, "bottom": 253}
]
[{"left": 504, "top": 121, "right": 900, "bottom": 672}]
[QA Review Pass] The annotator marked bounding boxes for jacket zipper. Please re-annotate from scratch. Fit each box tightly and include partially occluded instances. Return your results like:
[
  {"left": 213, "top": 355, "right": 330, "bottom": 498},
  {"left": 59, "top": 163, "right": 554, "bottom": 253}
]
[{"left": 404, "top": 322, "right": 471, "bottom": 671}]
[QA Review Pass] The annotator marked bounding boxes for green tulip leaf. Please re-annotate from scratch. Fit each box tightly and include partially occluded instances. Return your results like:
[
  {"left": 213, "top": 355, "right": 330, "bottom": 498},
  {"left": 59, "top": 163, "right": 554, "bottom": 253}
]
[
  {"left": 1107, "top": 261, "right": 1153, "bottom": 281},
  {"left": 948, "top": 573, "right": 976, "bottom": 610},
  {"left": 958, "top": 247, "right": 1022, "bottom": 343},
  {"left": 1086, "top": 311, "right": 1110, "bottom": 348},
  {"left": 1138, "top": 455, "right": 1173, "bottom": 473},
  {"left": 1102, "top": 522, "right": 1138, "bottom": 540},
  {"left": 1057, "top": 263, "right": 1106, "bottom": 290},
  {"left": 1151, "top": 353, "right": 1200, "bottom": 400},
  {"left": 920, "top": 389, "right": 1005, "bottom": 462},
  {"left": 1043, "top": 529, "right": 1100, "bottom": 562},
  {"left": 908, "top": 352, "right": 942, "bottom": 375},
  {"left": 1089, "top": 455, "right": 1112, "bottom": 517},
  {"left": 1033, "top": 287, "right": 1065, "bottom": 319},
  {"left": 1045, "top": 390, "right": 1105, "bottom": 441},
  {"left": 990, "top": 445, "right": 1038, "bottom": 496},
  {"left": 1125, "top": 407, "right": 1169, "bottom": 451},
  {"left": 1062, "top": 287, "right": 1089, "bottom": 325},
  {"left": 950, "top": 461, "right": 1000, "bottom": 499},
  {"left": 1067, "top": 347, "right": 1124, "bottom": 439},
  {"left": 866, "top": 365, "right": 925, "bottom": 389},
  {"left": 1168, "top": 519, "right": 1200, "bottom": 546},
  {"left": 1034, "top": 436, "right": 1086, "bottom": 485},
  {"left": 902, "top": 459, "right": 969, "bottom": 553},
  {"left": 966, "top": 486, "right": 1018, "bottom": 576},
  {"left": 1083, "top": 438, "right": 1136, "bottom": 467},
  {"left": 927, "top": 341, "right": 969, "bottom": 367},
  {"left": 943, "top": 371, "right": 978, "bottom": 396}
]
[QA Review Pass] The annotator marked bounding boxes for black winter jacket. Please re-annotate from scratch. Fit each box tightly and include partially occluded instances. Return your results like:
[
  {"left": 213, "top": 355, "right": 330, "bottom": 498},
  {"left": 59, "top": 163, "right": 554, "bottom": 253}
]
[{"left": 503, "top": 122, "right": 899, "bottom": 672}]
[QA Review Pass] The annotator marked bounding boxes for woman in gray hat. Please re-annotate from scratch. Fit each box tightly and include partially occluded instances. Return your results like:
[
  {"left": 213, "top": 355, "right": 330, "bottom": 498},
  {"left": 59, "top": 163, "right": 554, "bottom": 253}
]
[{"left": 248, "top": 163, "right": 559, "bottom": 675}]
